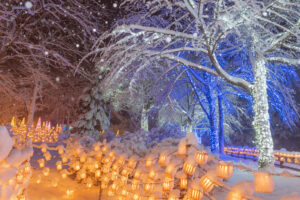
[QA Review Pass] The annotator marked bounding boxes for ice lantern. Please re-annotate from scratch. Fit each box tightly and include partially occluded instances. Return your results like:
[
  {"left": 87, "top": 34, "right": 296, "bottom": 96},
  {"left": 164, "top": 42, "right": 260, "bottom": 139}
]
[
  {"left": 199, "top": 175, "right": 214, "bottom": 193},
  {"left": 254, "top": 171, "right": 274, "bottom": 193},
  {"left": 194, "top": 151, "right": 208, "bottom": 165},
  {"left": 183, "top": 157, "right": 196, "bottom": 175},
  {"left": 216, "top": 161, "right": 233, "bottom": 180},
  {"left": 159, "top": 151, "right": 170, "bottom": 167},
  {"left": 225, "top": 191, "right": 245, "bottom": 200},
  {"left": 190, "top": 180, "right": 203, "bottom": 200},
  {"left": 180, "top": 173, "right": 188, "bottom": 189}
]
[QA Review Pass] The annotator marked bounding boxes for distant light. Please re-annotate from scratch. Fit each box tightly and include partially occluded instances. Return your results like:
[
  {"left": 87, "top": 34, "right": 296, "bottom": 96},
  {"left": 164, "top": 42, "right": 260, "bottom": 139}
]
[
  {"left": 165, "top": 36, "right": 171, "bottom": 43},
  {"left": 25, "top": 1, "right": 33, "bottom": 9},
  {"left": 113, "top": 3, "right": 117, "bottom": 8}
]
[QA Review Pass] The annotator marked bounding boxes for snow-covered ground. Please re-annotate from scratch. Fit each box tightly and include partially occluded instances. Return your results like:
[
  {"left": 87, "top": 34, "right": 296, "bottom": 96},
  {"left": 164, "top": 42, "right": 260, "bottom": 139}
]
[{"left": 27, "top": 169, "right": 99, "bottom": 200}]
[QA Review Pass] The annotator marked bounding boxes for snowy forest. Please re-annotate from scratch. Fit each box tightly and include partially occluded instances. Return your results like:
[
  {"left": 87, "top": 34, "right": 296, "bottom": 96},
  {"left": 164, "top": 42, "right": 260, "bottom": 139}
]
[{"left": 0, "top": 0, "right": 300, "bottom": 199}]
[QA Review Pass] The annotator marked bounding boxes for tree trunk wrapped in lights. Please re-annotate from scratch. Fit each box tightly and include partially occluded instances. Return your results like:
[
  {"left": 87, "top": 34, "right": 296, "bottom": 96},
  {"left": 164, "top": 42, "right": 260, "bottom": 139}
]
[{"left": 251, "top": 52, "right": 275, "bottom": 170}]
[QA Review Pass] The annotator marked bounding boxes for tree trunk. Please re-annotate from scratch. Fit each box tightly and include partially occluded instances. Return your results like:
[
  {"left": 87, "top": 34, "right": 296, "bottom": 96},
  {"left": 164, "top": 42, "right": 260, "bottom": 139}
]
[
  {"left": 252, "top": 53, "right": 274, "bottom": 170},
  {"left": 207, "top": 87, "right": 219, "bottom": 153},
  {"left": 26, "top": 77, "right": 40, "bottom": 136},
  {"left": 186, "top": 119, "right": 193, "bottom": 133},
  {"left": 218, "top": 94, "right": 224, "bottom": 154},
  {"left": 141, "top": 106, "right": 149, "bottom": 131}
]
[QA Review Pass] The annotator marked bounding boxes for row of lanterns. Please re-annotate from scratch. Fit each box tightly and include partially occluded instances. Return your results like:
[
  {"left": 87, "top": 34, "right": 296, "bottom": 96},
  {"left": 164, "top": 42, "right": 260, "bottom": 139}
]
[
  {"left": 224, "top": 147, "right": 300, "bottom": 164},
  {"left": 10, "top": 117, "right": 63, "bottom": 143},
  {"left": 33, "top": 137, "right": 276, "bottom": 200}
]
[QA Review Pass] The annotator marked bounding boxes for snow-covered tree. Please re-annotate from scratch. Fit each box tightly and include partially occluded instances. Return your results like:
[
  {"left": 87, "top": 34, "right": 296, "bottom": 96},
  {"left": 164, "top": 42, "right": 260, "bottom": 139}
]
[
  {"left": 84, "top": 0, "right": 299, "bottom": 169},
  {"left": 0, "top": 0, "right": 110, "bottom": 125}
]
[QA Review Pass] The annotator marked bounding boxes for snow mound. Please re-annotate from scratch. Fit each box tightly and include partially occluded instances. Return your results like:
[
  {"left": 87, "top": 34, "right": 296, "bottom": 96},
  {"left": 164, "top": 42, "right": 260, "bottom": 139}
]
[{"left": 0, "top": 126, "right": 13, "bottom": 162}]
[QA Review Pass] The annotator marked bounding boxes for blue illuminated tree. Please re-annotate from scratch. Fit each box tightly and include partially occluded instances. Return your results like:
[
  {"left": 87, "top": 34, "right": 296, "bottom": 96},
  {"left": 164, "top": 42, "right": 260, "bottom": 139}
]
[{"left": 85, "top": 0, "right": 300, "bottom": 169}]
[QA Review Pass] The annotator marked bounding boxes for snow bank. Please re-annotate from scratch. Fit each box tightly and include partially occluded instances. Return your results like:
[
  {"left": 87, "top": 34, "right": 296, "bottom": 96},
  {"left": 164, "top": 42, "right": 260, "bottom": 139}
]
[{"left": 0, "top": 126, "right": 33, "bottom": 200}]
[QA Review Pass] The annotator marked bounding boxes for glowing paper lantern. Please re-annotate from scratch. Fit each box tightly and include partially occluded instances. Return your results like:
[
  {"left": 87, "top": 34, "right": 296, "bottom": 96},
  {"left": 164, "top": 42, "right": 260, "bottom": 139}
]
[
  {"left": 95, "top": 169, "right": 101, "bottom": 178},
  {"left": 79, "top": 169, "right": 86, "bottom": 179},
  {"left": 41, "top": 143, "right": 48, "bottom": 153},
  {"left": 80, "top": 153, "right": 87, "bottom": 163},
  {"left": 66, "top": 189, "right": 74, "bottom": 198},
  {"left": 133, "top": 193, "right": 141, "bottom": 200},
  {"left": 148, "top": 168, "right": 158, "bottom": 180},
  {"left": 148, "top": 196, "right": 156, "bottom": 200},
  {"left": 112, "top": 163, "right": 119, "bottom": 172},
  {"left": 254, "top": 172, "right": 274, "bottom": 193},
  {"left": 111, "top": 171, "right": 118, "bottom": 181},
  {"left": 190, "top": 181, "right": 203, "bottom": 200},
  {"left": 177, "top": 139, "right": 187, "bottom": 157},
  {"left": 111, "top": 182, "right": 118, "bottom": 191},
  {"left": 93, "top": 142, "right": 101, "bottom": 152},
  {"left": 11, "top": 116, "right": 16, "bottom": 127},
  {"left": 131, "top": 179, "right": 140, "bottom": 191},
  {"left": 61, "top": 169, "right": 68, "bottom": 179},
  {"left": 180, "top": 174, "right": 188, "bottom": 190},
  {"left": 144, "top": 182, "right": 153, "bottom": 193},
  {"left": 134, "top": 169, "right": 142, "bottom": 180},
  {"left": 199, "top": 176, "right": 214, "bottom": 193},
  {"left": 95, "top": 152, "right": 103, "bottom": 161},
  {"left": 43, "top": 167, "right": 50, "bottom": 176},
  {"left": 225, "top": 191, "right": 245, "bottom": 200},
  {"left": 183, "top": 157, "right": 196, "bottom": 175},
  {"left": 102, "top": 145, "right": 109, "bottom": 153},
  {"left": 86, "top": 178, "right": 93, "bottom": 188},
  {"left": 108, "top": 150, "right": 116, "bottom": 158},
  {"left": 216, "top": 161, "right": 233, "bottom": 180},
  {"left": 44, "top": 151, "right": 51, "bottom": 161},
  {"left": 74, "top": 161, "right": 81, "bottom": 171},
  {"left": 36, "top": 175, "right": 42, "bottom": 184},
  {"left": 57, "top": 145, "right": 64, "bottom": 155},
  {"left": 117, "top": 154, "right": 126, "bottom": 166},
  {"left": 158, "top": 151, "right": 170, "bottom": 167},
  {"left": 165, "top": 163, "right": 176, "bottom": 178},
  {"left": 120, "top": 175, "right": 128, "bottom": 186},
  {"left": 194, "top": 151, "right": 208, "bottom": 165},
  {"left": 121, "top": 168, "right": 130, "bottom": 177},
  {"left": 16, "top": 173, "right": 24, "bottom": 183},
  {"left": 128, "top": 156, "right": 137, "bottom": 169},
  {"left": 121, "top": 188, "right": 128, "bottom": 197},
  {"left": 163, "top": 178, "right": 173, "bottom": 192},
  {"left": 38, "top": 159, "right": 45, "bottom": 168},
  {"left": 61, "top": 154, "right": 68, "bottom": 163},
  {"left": 107, "top": 189, "right": 114, "bottom": 197},
  {"left": 56, "top": 161, "right": 62, "bottom": 170},
  {"left": 145, "top": 154, "right": 155, "bottom": 168}
]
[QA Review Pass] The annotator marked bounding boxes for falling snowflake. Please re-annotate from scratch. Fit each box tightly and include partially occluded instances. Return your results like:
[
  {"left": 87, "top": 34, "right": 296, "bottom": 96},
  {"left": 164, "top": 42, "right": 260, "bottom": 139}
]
[
  {"left": 93, "top": 28, "right": 97, "bottom": 32},
  {"left": 113, "top": 3, "right": 117, "bottom": 8},
  {"left": 76, "top": 44, "right": 80, "bottom": 48},
  {"left": 44, "top": 51, "right": 49, "bottom": 56},
  {"left": 262, "top": 11, "right": 268, "bottom": 17},
  {"left": 25, "top": 1, "right": 33, "bottom": 9},
  {"left": 105, "top": 21, "right": 108, "bottom": 24},
  {"left": 193, "top": 33, "right": 197, "bottom": 38},
  {"left": 56, "top": 77, "right": 60, "bottom": 82}
]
